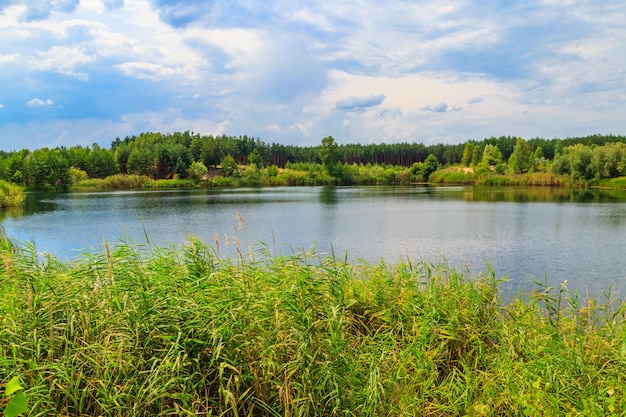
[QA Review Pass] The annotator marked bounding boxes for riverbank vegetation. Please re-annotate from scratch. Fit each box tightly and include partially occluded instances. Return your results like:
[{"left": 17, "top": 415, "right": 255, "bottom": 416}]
[
  {"left": 0, "top": 180, "right": 24, "bottom": 208},
  {"left": 1, "top": 233, "right": 625, "bottom": 416},
  {"left": 1, "top": 132, "right": 626, "bottom": 190}
]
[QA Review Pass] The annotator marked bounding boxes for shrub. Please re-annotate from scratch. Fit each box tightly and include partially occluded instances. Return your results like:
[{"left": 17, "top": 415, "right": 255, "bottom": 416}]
[{"left": 0, "top": 180, "right": 25, "bottom": 207}]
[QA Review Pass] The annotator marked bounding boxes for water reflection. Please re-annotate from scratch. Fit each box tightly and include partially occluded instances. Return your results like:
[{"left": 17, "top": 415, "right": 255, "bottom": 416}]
[
  {"left": 2, "top": 185, "right": 626, "bottom": 297},
  {"left": 461, "top": 186, "right": 626, "bottom": 203},
  {"left": 319, "top": 186, "right": 338, "bottom": 205}
]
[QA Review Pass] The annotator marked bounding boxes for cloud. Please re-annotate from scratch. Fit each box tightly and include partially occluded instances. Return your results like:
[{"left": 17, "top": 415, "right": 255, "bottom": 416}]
[
  {"left": 1, "top": 0, "right": 626, "bottom": 151},
  {"left": 148, "top": 0, "right": 217, "bottom": 27},
  {"left": 26, "top": 98, "right": 54, "bottom": 108},
  {"left": 102, "top": 0, "right": 124, "bottom": 9},
  {"left": 0, "top": 104, "right": 4, "bottom": 109},
  {"left": 336, "top": 94, "right": 386, "bottom": 111},
  {"left": 420, "top": 102, "right": 449, "bottom": 113},
  {"left": 32, "top": 45, "right": 95, "bottom": 80},
  {"left": 0, "top": 0, "right": 79, "bottom": 21}
]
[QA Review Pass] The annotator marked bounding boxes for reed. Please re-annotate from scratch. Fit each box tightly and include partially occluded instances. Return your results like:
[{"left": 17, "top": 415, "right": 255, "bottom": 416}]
[{"left": 1, "top": 234, "right": 625, "bottom": 416}]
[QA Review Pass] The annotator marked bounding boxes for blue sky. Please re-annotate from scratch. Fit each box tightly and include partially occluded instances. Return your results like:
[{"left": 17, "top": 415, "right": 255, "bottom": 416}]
[{"left": 0, "top": 0, "right": 625, "bottom": 151}]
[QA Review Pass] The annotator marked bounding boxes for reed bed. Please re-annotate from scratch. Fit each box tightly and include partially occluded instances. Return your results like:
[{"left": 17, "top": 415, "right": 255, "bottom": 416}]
[{"left": 1, "top": 234, "right": 625, "bottom": 416}]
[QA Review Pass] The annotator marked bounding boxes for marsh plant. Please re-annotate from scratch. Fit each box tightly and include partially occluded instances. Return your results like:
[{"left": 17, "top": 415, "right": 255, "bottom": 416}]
[{"left": 1, "top": 230, "right": 625, "bottom": 416}]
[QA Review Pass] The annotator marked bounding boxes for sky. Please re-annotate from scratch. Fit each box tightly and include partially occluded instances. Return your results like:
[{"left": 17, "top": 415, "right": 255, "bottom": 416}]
[{"left": 0, "top": 0, "right": 625, "bottom": 151}]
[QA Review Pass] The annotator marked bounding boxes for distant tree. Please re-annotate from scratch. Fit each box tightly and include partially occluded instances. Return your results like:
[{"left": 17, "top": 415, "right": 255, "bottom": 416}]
[
  {"left": 508, "top": 138, "right": 532, "bottom": 174},
  {"left": 461, "top": 142, "right": 475, "bottom": 166},
  {"left": 24, "top": 148, "right": 70, "bottom": 188},
  {"left": 567, "top": 144, "right": 594, "bottom": 181},
  {"left": 85, "top": 145, "right": 118, "bottom": 178},
  {"left": 471, "top": 144, "right": 484, "bottom": 167},
  {"left": 220, "top": 155, "right": 239, "bottom": 177},
  {"left": 482, "top": 144, "right": 502, "bottom": 166},
  {"left": 248, "top": 149, "right": 263, "bottom": 168},
  {"left": 127, "top": 148, "right": 154, "bottom": 177},
  {"left": 189, "top": 161, "right": 208, "bottom": 184},
  {"left": 319, "top": 136, "right": 338, "bottom": 175},
  {"left": 423, "top": 154, "right": 439, "bottom": 181}
]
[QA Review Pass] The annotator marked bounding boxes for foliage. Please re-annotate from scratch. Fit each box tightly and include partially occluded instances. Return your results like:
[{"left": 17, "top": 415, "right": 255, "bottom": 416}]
[
  {"left": 220, "top": 155, "right": 239, "bottom": 177},
  {"left": 508, "top": 138, "right": 532, "bottom": 174},
  {"left": 1, "top": 377, "right": 29, "bottom": 417},
  {"left": 462, "top": 142, "right": 475, "bottom": 166},
  {"left": 2, "top": 133, "right": 626, "bottom": 189},
  {"left": 144, "top": 178, "right": 196, "bottom": 189},
  {"left": 189, "top": 160, "right": 208, "bottom": 184},
  {"left": 0, "top": 180, "right": 25, "bottom": 208},
  {"left": 247, "top": 148, "right": 264, "bottom": 168},
  {"left": 1, "top": 234, "right": 626, "bottom": 416},
  {"left": 319, "top": 135, "right": 339, "bottom": 176},
  {"left": 429, "top": 167, "right": 476, "bottom": 184},
  {"left": 69, "top": 167, "right": 88, "bottom": 186}
]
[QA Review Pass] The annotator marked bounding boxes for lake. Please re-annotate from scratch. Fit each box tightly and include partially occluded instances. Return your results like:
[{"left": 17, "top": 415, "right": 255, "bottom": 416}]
[{"left": 2, "top": 185, "right": 626, "bottom": 297}]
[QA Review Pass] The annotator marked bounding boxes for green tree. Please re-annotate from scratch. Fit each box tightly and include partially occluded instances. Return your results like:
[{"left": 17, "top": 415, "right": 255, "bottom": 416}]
[
  {"left": 318, "top": 136, "right": 338, "bottom": 176},
  {"left": 220, "top": 155, "right": 239, "bottom": 177},
  {"left": 24, "top": 148, "right": 70, "bottom": 188},
  {"left": 482, "top": 144, "right": 502, "bottom": 166},
  {"left": 248, "top": 149, "right": 263, "bottom": 169},
  {"left": 85, "top": 145, "right": 118, "bottom": 178},
  {"left": 508, "top": 138, "right": 532, "bottom": 174},
  {"left": 461, "top": 142, "right": 475, "bottom": 166},
  {"left": 567, "top": 144, "right": 594, "bottom": 181},
  {"left": 471, "top": 144, "right": 484, "bottom": 167},
  {"left": 189, "top": 161, "right": 208, "bottom": 184},
  {"left": 423, "top": 154, "right": 439, "bottom": 181}
]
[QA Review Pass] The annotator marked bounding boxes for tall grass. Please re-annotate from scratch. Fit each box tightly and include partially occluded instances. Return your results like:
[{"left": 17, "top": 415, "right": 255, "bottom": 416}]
[
  {"left": 1, "top": 234, "right": 625, "bottom": 416},
  {"left": 76, "top": 174, "right": 148, "bottom": 190}
]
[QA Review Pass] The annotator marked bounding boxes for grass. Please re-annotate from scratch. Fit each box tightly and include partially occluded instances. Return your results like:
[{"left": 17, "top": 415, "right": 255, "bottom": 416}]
[
  {"left": 590, "top": 177, "right": 626, "bottom": 190},
  {"left": 76, "top": 174, "right": 148, "bottom": 190},
  {"left": 1, "top": 233, "right": 625, "bottom": 416}
]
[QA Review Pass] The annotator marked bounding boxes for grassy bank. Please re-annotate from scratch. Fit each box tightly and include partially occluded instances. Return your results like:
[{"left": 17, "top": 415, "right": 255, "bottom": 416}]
[
  {"left": 1, "top": 235, "right": 625, "bottom": 416},
  {"left": 430, "top": 167, "right": 573, "bottom": 187}
]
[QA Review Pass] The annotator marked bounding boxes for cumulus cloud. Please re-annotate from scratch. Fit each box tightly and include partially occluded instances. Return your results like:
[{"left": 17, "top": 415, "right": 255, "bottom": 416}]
[
  {"left": 420, "top": 102, "right": 448, "bottom": 113},
  {"left": 26, "top": 98, "right": 54, "bottom": 108},
  {"left": 336, "top": 94, "right": 387, "bottom": 111},
  {"left": 1, "top": 0, "right": 626, "bottom": 151}
]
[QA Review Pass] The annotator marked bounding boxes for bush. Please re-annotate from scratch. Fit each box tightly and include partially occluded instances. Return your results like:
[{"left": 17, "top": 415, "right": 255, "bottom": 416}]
[
  {"left": 0, "top": 180, "right": 25, "bottom": 207},
  {"left": 101, "top": 174, "right": 148, "bottom": 190}
]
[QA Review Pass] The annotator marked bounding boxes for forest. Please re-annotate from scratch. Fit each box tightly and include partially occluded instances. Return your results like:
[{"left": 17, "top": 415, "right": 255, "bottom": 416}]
[{"left": 0, "top": 131, "right": 625, "bottom": 189}]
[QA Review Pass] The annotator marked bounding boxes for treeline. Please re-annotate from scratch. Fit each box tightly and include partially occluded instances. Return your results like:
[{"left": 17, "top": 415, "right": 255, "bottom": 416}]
[{"left": 0, "top": 131, "right": 625, "bottom": 188}]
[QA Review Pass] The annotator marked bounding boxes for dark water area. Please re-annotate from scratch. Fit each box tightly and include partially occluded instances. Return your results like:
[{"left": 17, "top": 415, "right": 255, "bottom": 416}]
[{"left": 2, "top": 185, "right": 626, "bottom": 297}]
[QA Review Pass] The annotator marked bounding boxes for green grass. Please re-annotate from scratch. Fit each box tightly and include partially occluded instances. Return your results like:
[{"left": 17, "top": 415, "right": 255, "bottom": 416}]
[
  {"left": 1, "top": 233, "right": 625, "bottom": 416},
  {"left": 590, "top": 177, "right": 626, "bottom": 190}
]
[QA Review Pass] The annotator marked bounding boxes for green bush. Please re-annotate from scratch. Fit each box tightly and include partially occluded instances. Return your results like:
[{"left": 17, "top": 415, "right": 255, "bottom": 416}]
[{"left": 0, "top": 180, "right": 25, "bottom": 207}]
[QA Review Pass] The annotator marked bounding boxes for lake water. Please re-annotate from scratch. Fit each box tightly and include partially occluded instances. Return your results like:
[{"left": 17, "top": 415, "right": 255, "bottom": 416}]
[{"left": 2, "top": 185, "right": 626, "bottom": 297}]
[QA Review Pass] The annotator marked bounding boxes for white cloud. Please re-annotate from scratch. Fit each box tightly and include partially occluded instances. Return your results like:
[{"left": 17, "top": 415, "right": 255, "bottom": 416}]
[
  {"left": 32, "top": 45, "right": 95, "bottom": 79},
  {"left": 0, "top": 104, "right": 4, "bottom": 109},
  {"left": 1, "top": 0, "right": 626, "bottom": 150},
  {"left": 26, "top": 98, "right": 55, "bottom": 108}
]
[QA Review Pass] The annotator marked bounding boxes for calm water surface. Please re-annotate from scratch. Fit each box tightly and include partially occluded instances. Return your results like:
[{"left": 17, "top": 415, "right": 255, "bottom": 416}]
[{"left": 2, "top": 185, "right": 626, "bottom": 296}]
